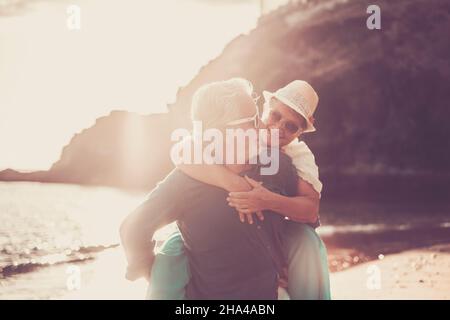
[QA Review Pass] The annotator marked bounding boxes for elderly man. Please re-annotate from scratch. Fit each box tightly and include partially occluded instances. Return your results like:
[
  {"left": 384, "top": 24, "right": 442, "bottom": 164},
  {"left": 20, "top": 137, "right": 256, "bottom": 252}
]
[{"left": 120, "top": 78, "right": 298, "bottom": 299}]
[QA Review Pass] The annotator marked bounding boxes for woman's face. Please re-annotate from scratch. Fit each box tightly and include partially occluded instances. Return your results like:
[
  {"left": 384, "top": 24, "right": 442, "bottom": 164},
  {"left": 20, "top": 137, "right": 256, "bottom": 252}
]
[{"left": 262, "top": 98, "right": 306, "bottom": 147}]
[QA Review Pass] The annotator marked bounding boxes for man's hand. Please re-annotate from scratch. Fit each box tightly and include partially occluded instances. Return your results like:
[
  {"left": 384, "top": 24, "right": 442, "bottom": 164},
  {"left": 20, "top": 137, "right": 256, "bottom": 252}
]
[
  {"left": 123, "top": 249, "right": 155, "bottom": 282},
  {"left": 125, "top": 263, "right": 151, "bottom": 282}
]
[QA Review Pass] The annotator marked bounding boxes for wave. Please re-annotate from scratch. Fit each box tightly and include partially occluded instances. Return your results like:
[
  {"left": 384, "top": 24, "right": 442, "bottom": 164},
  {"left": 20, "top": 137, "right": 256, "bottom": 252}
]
[
  {"left": 0, "top": 244, "right": 118, "bottom": 278},
  {"left": 318, "top": 221, "right": 450, "bottom": 237}
]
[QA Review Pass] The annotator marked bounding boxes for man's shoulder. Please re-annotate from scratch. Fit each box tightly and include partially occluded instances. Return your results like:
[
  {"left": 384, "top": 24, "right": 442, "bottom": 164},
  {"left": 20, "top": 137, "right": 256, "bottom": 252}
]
[
  {"left": 269, "top": 151, "right": 296, "bottom": 179},
  {"left": 278, "top": 151, "right": 294, "bottom": 170},
  {"left": 258, "top": 152, "right": 297, "bottom": 196},
  {"left": 275, "top": 152, "right": 297, "bottom": 185},
  {"left": 257, "top": 148, "right": 294, "bottom": 173},
  {"left": 151, "top": 169, "right": 198, "bottom": 194},
  {"left": 156, "top": 168, "right": 213, "bottom": 192},
  {"left": 159, "top": 168, "right": 190, "bottom": 183}
]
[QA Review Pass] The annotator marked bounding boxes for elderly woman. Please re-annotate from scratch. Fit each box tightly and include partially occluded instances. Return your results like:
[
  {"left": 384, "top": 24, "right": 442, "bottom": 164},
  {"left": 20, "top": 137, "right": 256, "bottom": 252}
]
[{"left": 148, "top": 80, "right": 330, "bottom": 300}]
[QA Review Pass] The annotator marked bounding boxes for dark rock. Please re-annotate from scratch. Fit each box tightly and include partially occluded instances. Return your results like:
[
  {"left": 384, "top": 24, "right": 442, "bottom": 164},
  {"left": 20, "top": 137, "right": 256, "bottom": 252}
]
[{"left": 1, "top": 0, "right": 449, "bottom": 199}]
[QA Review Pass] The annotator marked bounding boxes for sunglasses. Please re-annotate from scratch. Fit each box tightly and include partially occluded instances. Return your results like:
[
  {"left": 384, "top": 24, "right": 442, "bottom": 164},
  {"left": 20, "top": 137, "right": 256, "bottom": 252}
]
[{"left": 268, "top": 109, "right": 302, "bottom": 134}]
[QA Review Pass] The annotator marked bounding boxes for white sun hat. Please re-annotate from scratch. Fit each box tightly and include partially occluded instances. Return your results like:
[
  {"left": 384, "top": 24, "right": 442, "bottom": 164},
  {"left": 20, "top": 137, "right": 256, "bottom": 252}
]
[{"left": 263, "top": 80, "right": 319, "bottom": 133}]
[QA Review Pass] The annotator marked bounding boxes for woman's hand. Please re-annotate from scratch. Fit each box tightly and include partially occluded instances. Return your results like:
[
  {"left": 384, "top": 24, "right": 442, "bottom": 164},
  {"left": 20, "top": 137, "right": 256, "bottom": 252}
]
[{"left": 227, "top": 176, "right": 275, "bottom": 224}]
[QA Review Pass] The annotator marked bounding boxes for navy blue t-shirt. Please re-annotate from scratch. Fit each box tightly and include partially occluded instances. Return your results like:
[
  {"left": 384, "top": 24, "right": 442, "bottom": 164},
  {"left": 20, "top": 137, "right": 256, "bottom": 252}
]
[{"left": 175, "top": 154, "right": 297, "bottom": 299}]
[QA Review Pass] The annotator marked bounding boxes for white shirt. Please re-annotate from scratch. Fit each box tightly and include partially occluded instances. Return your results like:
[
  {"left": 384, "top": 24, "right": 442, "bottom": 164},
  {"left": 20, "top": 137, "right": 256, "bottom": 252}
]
[{"left": 282, "top": 139, "right": 323, "bottom": 195}]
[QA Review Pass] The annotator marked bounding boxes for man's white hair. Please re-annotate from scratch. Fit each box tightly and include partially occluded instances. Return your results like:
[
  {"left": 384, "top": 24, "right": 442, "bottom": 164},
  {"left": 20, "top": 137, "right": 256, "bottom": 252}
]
[{"left": 191, "top": 78, "right": 254, "bottom": 129}]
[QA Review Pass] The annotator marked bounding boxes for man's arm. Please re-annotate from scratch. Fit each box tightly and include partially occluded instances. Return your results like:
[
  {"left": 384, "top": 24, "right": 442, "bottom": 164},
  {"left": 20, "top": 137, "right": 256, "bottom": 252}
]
[{"left": 119, "top": 170, "right": 187, "bottom": 281}]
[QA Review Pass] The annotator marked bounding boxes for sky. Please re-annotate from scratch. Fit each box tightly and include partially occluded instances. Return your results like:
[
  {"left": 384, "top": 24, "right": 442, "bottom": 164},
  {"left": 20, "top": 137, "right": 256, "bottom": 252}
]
[{"left": 0, "top": 0, "right": 283, "bottom": 171}]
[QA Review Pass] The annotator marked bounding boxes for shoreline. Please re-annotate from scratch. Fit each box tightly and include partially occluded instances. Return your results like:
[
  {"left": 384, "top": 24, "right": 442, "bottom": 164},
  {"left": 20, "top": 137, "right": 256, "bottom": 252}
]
[{"left": 2, "top": 175, "right": 450, "bottom": 203}]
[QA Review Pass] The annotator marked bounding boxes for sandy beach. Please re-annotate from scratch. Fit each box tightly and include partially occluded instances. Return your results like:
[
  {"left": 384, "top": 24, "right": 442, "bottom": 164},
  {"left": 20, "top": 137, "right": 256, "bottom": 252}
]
[
  {"left": 331, "top": 244, "right": 450, "bottom": 300},
  {"left": 59, "top": 243, "right": 450, "bottom": 300}
]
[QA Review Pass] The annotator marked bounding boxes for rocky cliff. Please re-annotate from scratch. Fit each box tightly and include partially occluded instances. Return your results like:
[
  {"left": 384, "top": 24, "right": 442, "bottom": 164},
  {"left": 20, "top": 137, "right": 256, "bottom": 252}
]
[{"left": 2, "top": 0, "right": 450, "bottom": 199}]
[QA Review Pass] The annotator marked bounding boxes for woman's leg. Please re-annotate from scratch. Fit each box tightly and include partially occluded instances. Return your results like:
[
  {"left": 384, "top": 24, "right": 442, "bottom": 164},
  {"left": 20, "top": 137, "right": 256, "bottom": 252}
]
[
  {"left": 284, "top": 222, "right": 331, "bottom": 300},
  {"left": 146, "top": 230, "right": 190, "bottom": 300}
]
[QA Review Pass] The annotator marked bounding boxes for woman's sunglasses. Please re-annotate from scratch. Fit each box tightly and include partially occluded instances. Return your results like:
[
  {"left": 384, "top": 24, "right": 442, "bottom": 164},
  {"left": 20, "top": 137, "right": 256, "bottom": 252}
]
[{"left": 268, "top": 109, "right": 301, "bottom": 134}]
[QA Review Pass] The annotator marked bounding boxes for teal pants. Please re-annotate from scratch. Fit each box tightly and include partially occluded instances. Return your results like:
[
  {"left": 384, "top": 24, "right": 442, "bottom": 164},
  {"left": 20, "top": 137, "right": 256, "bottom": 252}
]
[{"left": 146, "top": 223, "right": 331, "bottom": 300}]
